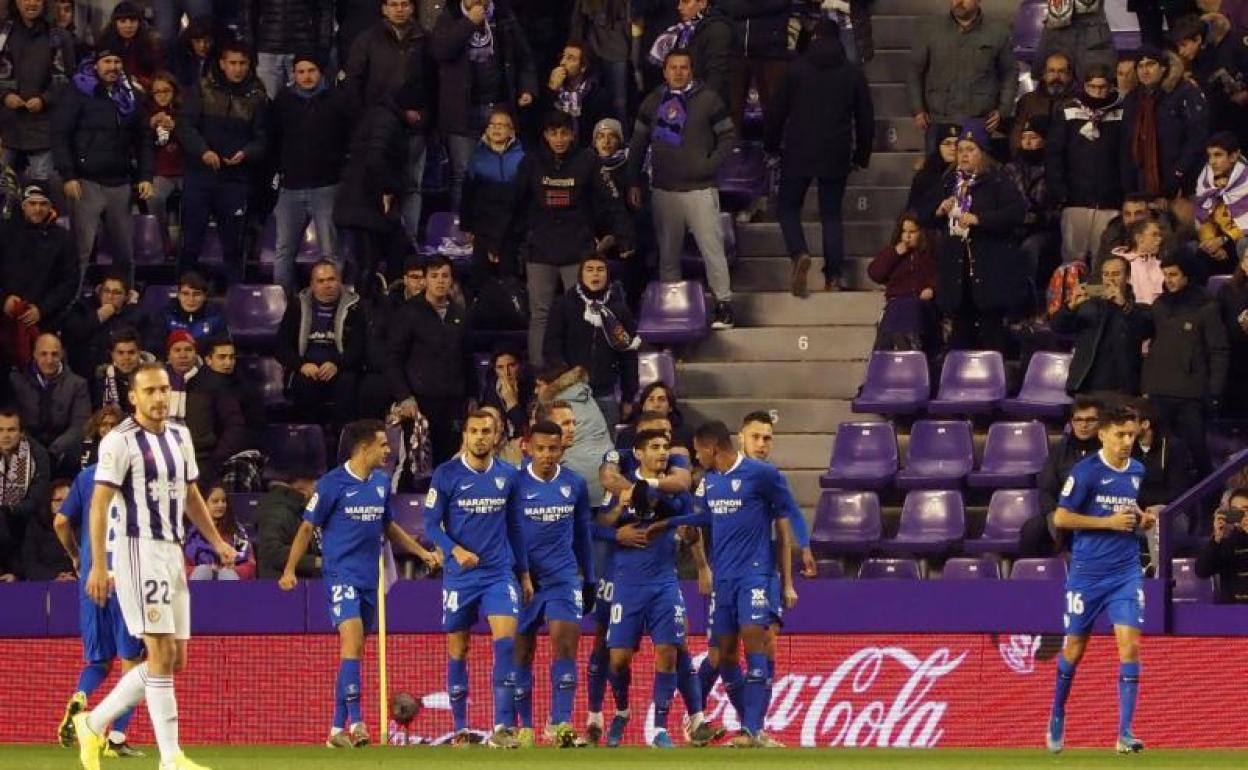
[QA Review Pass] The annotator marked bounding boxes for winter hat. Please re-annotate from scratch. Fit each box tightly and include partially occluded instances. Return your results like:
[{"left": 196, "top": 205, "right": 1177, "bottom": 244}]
[
  {"left": 292, "top": 50, "right": 324, "bottom": 71},
  {"left": 165, "top": 329, "right": 195, "bottom": 351},
  {"left": 21, "top": 185, "right": 50, "bottom": 204},
  {"left": 935, "top": 123, "right": 961, "bottom": 142},
  {"left": 94, "top": 44, "right": 123, "bottom": 62},
  {"left": 111, "top": 1, "right": 143, "bottom": 21},
  {"left": 1019, "top": 115, "right": 1049, "bottom": 139},
  {"left": 592, "top": 118, "right": 624, "bottom": 143},
  {"left": 959, "top": 117, "right": 991, "bottom": 151}
]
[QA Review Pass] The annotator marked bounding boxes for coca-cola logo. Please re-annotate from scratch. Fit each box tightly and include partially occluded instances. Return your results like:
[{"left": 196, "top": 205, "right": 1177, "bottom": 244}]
[{"left": 998, "top": 635, "right": 1042, "bottom": 674}]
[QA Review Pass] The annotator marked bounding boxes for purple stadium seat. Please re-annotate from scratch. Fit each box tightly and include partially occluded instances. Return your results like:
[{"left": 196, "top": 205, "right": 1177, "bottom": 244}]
[
  {"left": 942, "top": 557, "right": 1000, "bottom": 580},
  {"left": 881, "top": 490, "right": 965, "bottom": 554},
  {"left": 389, "top": 494, "right": 432, "bottom": 547},
  {"left": 963, "top": 489, "right": 1039, "bottom": 555},
  {"left": 894, "top": 420, "right": 974, "bottom": 490},
  {"left": 1011, "top": 557, "right": 1067, "bottom": 581},
  {"left": 225, "top": 284, "right": 287, "bottom": 348},
  {"left": 810, "top": 491, "right": 882, "bottom": 555},
  {"left": 637, "top": 350, "right": 677, "bottom": 392},
  {"left": 1207, "top": 274, "right": 1231, "bottom": 298},
  {"left": 967, "top": 421, "right": 1049, "bottom": 489},
  {"left": 819, "top": 422, "right": 898, "bottom": 490},
  {"left": 1172, "top": 558, "right": 1214, "bottom": 602},
  {"left": 228, "top": 493, "right": 263, "bottom": 528},
  {"left": 815, "top": 559, "right": 845, "bottom": 579},
  {"left": 235, "top": 355, "right": 287, "bottom": 407},
  {"left": 636, "top": 281, "right": 709, "bottom": 346},
  {"left": 927, "top": 351, "right": 1007, "bottom": 415},
  {"left": 851, "top": 351, "right": 930, "bottom": 415},
  {"left": 858, "top": 558, "right": 921, "bottom": 580},
  {"left": 336, "top": 425, "right": 402, "bottom": 476},
  {"left": 423, "top": 212, "right": 471, "bottom": 258},
  {"left": 1000, "top": 352, "right": 1073, "bottom": 419},
  {"left": 264, "top": 424, "right": 327, "bottom": 481},
  {"left": 132, "top": 213, "right": 167, "bottom": 265},
  {"left": 139, "top": 284, "right": 177, "bottom": 319},
  {"left": 1010, "top": 1, "right": 1046, "bottom": 60},
  {"left": 717, "top": 143, "right": 767, "bottom": 200}
]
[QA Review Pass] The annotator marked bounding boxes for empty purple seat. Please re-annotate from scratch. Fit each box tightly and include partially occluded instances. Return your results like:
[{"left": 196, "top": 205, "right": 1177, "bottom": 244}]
[
  {"left": 389, "top": 494, "right": 433, "bottom": 546},
  {"left": 636, "top": 281, "right": 709, "bottom": 346},
  {"left": 235, "top": 355, "right": 287, "bottom": 407},
  {"left": 225, "top": 284, "right": 287, "bottom": 348},
  {"left": 942, "top": 557, "right": 1000, "bottom": 580},
  {"left": 815, "top": 559, "right": 845, "bottom": 579},
  {"left": 1011, "top": 0, "right": 1046, "bottom": 60},
  {"left": 336, "top": 424, "right": 402, "bottom": 476},
  {"left": 894, "top": 420, "right": 974, "bottom": 490},
  {"left": 1011, "top": 557, "right": 1067, "bottom": 580},
  {"left": 881, "top": 489, "right": 965, "bottom": 554},
  {"left": 264, "top": 424, "right": 327, "bottom": 481},
  {"left": 1207, "top": 274, "right": 1231, "bottom": 298},
  {"left": 637, "top": 350, "right": 677, "bottom": 392},
  {"left": 963, "top": 489, "right": 1039, "bottom": 555},
  {"left": 423, "top": 212, "right": 471, "bottom": 259},
  {"left": 967, "top": 421, "right": 1049, "bottom": 489},
  {"left": 1000, "top": 352, "right": 1073, "bottom": 419},
  {"left": 132, "top": 213, "right": 167, "bottom": 265},
  {"left": 927, "top": 351, "right": 1007, "bottom": 415},
  {"left": 858, "top": 558, "right": 921, "bottom": 580},
  {"left": 139, "top": 284, "right": 177, "bottom": 319},
  {"left": 1173, "top": 558, "right": 1214, "bottom": 603},
  {"left": 228, "top": 493, "right": 263, "bottom": 528},
  {"left": 810, "top": 491, "right": 882, "bottom": 555},
  {"left": 717, "top": 143, "right": 766, "bottom": 199},
  {"left": 820, "top": 421, "right": 898, "bottom": 490},
  {"left": 852, "top": 351, "right": 930, "bottom": 415}
]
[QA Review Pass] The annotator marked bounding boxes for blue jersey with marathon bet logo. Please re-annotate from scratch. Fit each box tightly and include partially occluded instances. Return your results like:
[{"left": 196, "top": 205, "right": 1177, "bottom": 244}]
[
  {"left": 424, "top": 456, "right": 527, "bottom": 588},
  {"left": 303, "top": 464, "right": 392, "bottom": 588},
  {"left": 606, "top": 484, "right": 694, "bottom": 586},
  {"left": 694, "top": 455, "right": 787, "bottom": 578},
  {"left": 512, "top": 462, "right": 593, "bottom": 585},
  {"left": 1058, "top": 452, "right": 1146, "bottom": 578}
]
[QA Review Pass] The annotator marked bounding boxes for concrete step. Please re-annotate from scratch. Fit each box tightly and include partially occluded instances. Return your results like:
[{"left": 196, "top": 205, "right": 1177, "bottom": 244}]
[
  {"left": 849, "top": 152, "right": 924, "bottom": 187},
  {"left": 732, "top": 291, "right": 883, "bottom": 326},
  {"left": 812, "top": 186, "right": 911, "bottom": 222},
  {"left": 677, "top": 361, "right": 867, "bottom": 399},
  {"left": 738, "top": 221, "right": 895, "bottom": 258},
  {"left": 732, "top": 257, "right": 879, "bottom": 292},
  {"left": 867, "top": 83, "right": 910, "bottom": 118},
  {"left": 687, "top": 326, "right": 877, "bottom": 362},
  {"left": 768, "top": 433, "right": 834, "bottom": 470},
  {"left": 863, "top": 50, "right": 910, "bottom": 85},
  {"left": 872, "top": 118, "right": 925, "bottom": 153},
  {"left": 787, "top": 469, "right": 823, "bottom": 509},
  {"left": 681, "top": 397, "right": 867, "bottom": 435}
]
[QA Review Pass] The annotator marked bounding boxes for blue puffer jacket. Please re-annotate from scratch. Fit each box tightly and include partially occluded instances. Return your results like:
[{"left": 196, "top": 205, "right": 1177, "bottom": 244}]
[{"left": 460, "top": 137, "right": 525, "bottom": 254}]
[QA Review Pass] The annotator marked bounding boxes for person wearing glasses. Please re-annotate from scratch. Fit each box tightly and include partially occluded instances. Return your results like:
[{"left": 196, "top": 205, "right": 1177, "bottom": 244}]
[
  {"left": 1020, "top": 397, "right": 1103, "bottom": 558},
  {"left": 62, "top": 269, "right": 149, "bottom": 378}
]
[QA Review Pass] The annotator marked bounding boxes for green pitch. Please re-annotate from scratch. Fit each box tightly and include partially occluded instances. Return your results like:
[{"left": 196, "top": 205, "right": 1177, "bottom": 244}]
[{"left": 3, "top": 746, "right": 1248, "bottom": 770}]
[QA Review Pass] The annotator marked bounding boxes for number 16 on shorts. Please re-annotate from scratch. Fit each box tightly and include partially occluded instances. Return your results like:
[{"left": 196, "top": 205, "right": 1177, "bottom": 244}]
[{"left": 1063, "top": 590, "right": 1084, "bottom": 631}]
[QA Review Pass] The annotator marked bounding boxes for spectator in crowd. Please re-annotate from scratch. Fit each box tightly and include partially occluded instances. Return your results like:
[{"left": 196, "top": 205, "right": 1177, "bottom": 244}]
[
  {"left": 1115, "top": 218, "right": 1168, "bottom": 304},
  {"left": 542, "top": 41, "right": 613, "bottom": 147},
  {"left": 1193, "top": 132, "right": 1248, "bottom": 271},
  {"left": 0, "top": 139, "right": 18, "bottom": 222},
  {"left": 1021, "top": 397, "right": 1102, "bottom": 557},
  {"left": 907, "top": 0, "right": 1016, "bottom": 147},
  {"left": 1215, "top": 242, "right": 1248, "bottom": 416},
  {"left": 52, "top": 44, "right": 154, "bottom": 287},
  {"left": 1172, "top": 12, "right": 1248, "bottom": 147},
  {"left": 906, "top": 123, "right": 960, "bottom": 213},
  {"left": 765, "top": 21, "right": 873, "bottom": 297},
  {"left": 921, "top": 119, "right": 1028, "bottom": 352},
  {"left": 513, "top": 109, "right": 632, "bottom": 364},
  {"left": 61, "top": 270, "right": 146, "bottom": 378},
  {"left": 460, "top": 106, "right": 525, "bottom": 284},
  {"left": 1093, "top": 192, "right": 1155, "bottom": 275},
  {"left": 145, "top": 72, "right": 183, "bottom": 255},
  {"left": 647, "top": 0, "right": 733, "bottom": 104},
  {"left": 1032, "top": 0, "right": 1115, "bottom": 83},
  {"left": 1012, "top": 52, "right": 1073, "bottom": 153},
  {"left": 185, "top": 485, "right": 256, "bottom": 580},
  {"left": 276, "top": 260, "right": 365, "bottom": 430},
  {"left": 89, "top": 327, "right": 146, "bottom": 411},
  {"left": 386, "top": 255, "right": 477, "bottom": 465},
  {"left": 9, "top": 333, "right": 90, "bottom": 472},
  {"left": 145, "top": 271, "right": 227, "bottom": 351},
  {"left": 269, "top": 53, "right": 352, "bottom": 293},
  {"left": 1047, "top": 64, "right": 1125, "bottom": 263},
  {"left": 868, "top": 212, "right": 938, "bottom": 351},
  {"left": 172, "top": 17, "right": 214, "bottom": 91},
  {"left": 593, "top": 116, "right": 631, "bottom": 193},
  {"left": 185, "top": 337, "right": 249, "bottom": 485},
  {"left": 95, "top": 3, "right": 162, "bottom": 90},
  {"left": 378, "top": 254, "right": 425, "bottom": 328},
  {"left": 569, "top": 0, "right": 631, "bottom": 123},
  {"left": 543, "top": 254, "right": 639, "bottom": 428},
  {"left": 616, "top": 380, "right": 694, "bottom": 453},
  {"left": 255, "top": 473, "right": 321, "bottom": 579},
  {"left": 719, "top": 0, "right": 805, "bottom": 130},
  {"left": 176, "top": 39, "right": 269, "bottom": 285},
  {"left": 346, "top": 0, "right": 433, "bottom": 246},
  {"left": 1131, "top": 397, "right": 1194, "bottom": 511},
  {"left": 1195, "top": 488, "right": 1248, "bottom": 602},
  {"left": 0, "top": 186, "right": 77, "bottom": 365},
  {"left": 1052, "top": 254, "right": 1153, "bottom": 395},
  {"left": 21, "top": 476, "right": 75, "bottom": 580},
  {"left": 241, "top": 0, "right": 334, "bottom": 98},
  {"left": 1005, "top": 116, "right": 1061, "bottom": 283},
  {"left": 198, "top": 334, "right": 266, "bottom": 438},
  {"left": 479, "top": 346, "right": 534, "bottom": 442},
  {"left": 537, "top": 368, "right": 613, "bottom": 500},
  {"left": 633, "top": 0, "right": 680, "bottom": 92},
  {"left": 153, "top": 0, "right": 213, "bottom": 55},
  {"left": 52, "top": 0, "right": 91, "bottom": 52},
  {"left": 1132, "top": 0, "right": 1200, "bottom": 49},
  {"left": 0, "top": 408, "right": 51, "bottom": 578},
  {"left": 1142, "top": 252, "right": 1228, "bottom": 476},
  {"left": 431, "top": 0, "right": 536, "bottom": 209},
  {"left": 1116, "top": 51, "right": 1140, "bottom": 96},
  {"left": 1121, "top": 46, "right": 1209, "bottom": 199},
  {"left": 630, "top": 49, "right": 735, "bottom": 328},
  {"left": 76, "top": 404, "right": 120, "bottom": 468},
  {"left": 163, "top": 329, "right": 199, "bottom": 422},
  {"left": 0, "top": 0, "right": 74, "bottom": 189}
]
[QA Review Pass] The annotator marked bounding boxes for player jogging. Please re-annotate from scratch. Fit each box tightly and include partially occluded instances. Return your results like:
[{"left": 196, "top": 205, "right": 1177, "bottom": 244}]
[
  {"left": 424, "top": 411, "right": 532, "bottom": 748},
  {"left": 278, "top": 419, "right": 439, "bottom": 748},
  {"left": 510, "top": 420, "right": 594, "bottom": 747},
  {"left": 53, "top": 466, "right": 144, "bottom": 758},
  {"left": 74, "top": 363, "right": 235, "bottom": 770},
  {"left": 1047, "top": 403, "right": 1155, "bottom": 754}
]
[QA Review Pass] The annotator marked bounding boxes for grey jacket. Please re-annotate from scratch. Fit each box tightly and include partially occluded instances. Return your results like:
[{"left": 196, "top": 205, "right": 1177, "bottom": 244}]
[
  {"left": 629, "top": 83, "right": 736, "bottom": 192},
  {"left": 906, "top": 11, "right": 1017, "bottom": 124},
  {"left": 540, "top": 366, "right": 612, "bottom": 504},
  {"left": 8, "top": 365, "right": 90, "bottom": 460}
]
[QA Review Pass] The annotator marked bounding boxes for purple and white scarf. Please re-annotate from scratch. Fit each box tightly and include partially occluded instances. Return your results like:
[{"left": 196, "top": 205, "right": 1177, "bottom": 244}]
[
  {"left": 949, "top": 170, "right": 976, "bottom": 240},
  {"left": 555, "top": 76, "right": 590, "bottom": 118},
  {"left": 653, "top": 82, "right": 694, "bottom": 147},
  {"left": 648, "top": 15, "right": 700, "bottom": 66},
  {"left": 465, "top": 1, "right": 496, "bottom": 63},
  {"left": 0, "top": 439, "right": 32, "bottom": 508},
  {"left": 1194, "top": 159, "right": 1248, "bottom": 232}
]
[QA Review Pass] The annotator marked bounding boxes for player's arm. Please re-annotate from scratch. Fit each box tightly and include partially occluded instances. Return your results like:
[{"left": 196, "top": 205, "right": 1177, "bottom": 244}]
[
  {"left": 599, "top": 454, "right": 634, "bottom": 496},
  {"left": 766, "top": 466, "right": 816, "bottom": 577},
  {"left": 1053, "top": 506, "right": 1138, "bottom": 532},
  {"left": 573, "top": 482, "right": 595, "bottom": 585},
  {"left": 504, "top": 486, "right": 533, "bottom": 602},
  {"left": 52, "top": 513, "right": 79, "bottom": 574},
  {"left": 85, "top": 482, "right": 119, "bottom": 606},
  {"left": 278, "top": 520, "right": 317, "bottom": 589},
  {"left": 386, "top": 521, "right": 441, "bottom": 569},
  {"left": 596, "top": 491, "right": 648, "bottom": 548},
  {"left": 185, "top": 481, "right": 237, "bottom": 563},
  {"left": 688, "top": 530, "right": 712, "bottom": 596},
  {"left": 775, "top": 518, "right": 799, "bottom": 609},
  {"left": 422, "top": 478, "right": 476, "bottom": 568}
]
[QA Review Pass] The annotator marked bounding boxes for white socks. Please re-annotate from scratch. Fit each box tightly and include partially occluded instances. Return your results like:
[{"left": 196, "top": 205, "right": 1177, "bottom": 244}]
[
  {"left": 145, "top": 673, "right": 180, "bottom": 763},
  {"left": 85, "top": 663, "right": 147, "bottom": 737}
]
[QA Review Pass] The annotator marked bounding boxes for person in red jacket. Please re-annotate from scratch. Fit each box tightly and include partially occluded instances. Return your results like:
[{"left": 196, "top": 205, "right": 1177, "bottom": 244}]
[{"left": 867, "top": 211, "right": 938, "bottom": 350}]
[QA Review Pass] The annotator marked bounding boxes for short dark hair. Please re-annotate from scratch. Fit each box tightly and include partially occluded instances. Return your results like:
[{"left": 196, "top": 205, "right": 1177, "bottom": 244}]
[
  {"left": 463, "top": 409, "right": 497, "bottom": 429},
  {"left": 693, "top": 420, "right": 734, "bottom": 451},
  {"left": 562, "top": 40, "right": 593, "bottom": 73},
  {"left": 741, "top": 410, "right": 773, "bottom": 428},
  {"left": 1072, "top": 395, "right": 1101, "bottom": 414},
  {"left": 542, "top": 109, "right": 575, "bottom": 133},
  {"left": 310, "top": 258, "right": 339, "bottom": 277},
  {"left": 1117, "top": 51, "right": 1140, "bottom": 65},
  {"left": 580, "top": 252, "right": 609, "bottom": 270},
  {"left": 199, "top": 335, "right": 234, "bottom": 358},
  {"left": 109, "top": 326, "right": 140, "bottom": 349},
  {"left": 1169, "top": 15, "right": 1205, "bottom": 45},
  {"left": 1099, "top": 402, "right": 1140, "bottom": 428},
  {"left": 177, "top": 270, "right": 209, "bottom": 292},
  {"left": 1207, "top": 131, "right": 1240, "bottom": 155},
  {"left": 342, "top": 419, "right": 386, "bottom": 456},
  {"left": 664, "top": 47, "right": 692, "bottom": 66},
  {"left": 530, "top": 420, "right": 563, "bottom": 440},
  {"left": 1123, "top": 191, "right": 1154, "bottom": 207},
  {"left": 403, "top": 254, "right": 425, "bottom": 274},
  {"left": 423, "top": 254, "right": 452, "bottom": 274},
  {"left": 634, "top": 410, "right": 670, "bottom": 426},
  {"left": 99, "top": 267, "right": 130, "bottom": 290},
  {"left": 1160, "top": 252, "right": 1190, "bottom": 275},
  {"left": 1044, "top": 50, "right": 1072, "bottom": 69},
  {"left": 1100, "top": 253, "right": 1129, "bottom": 274},
  {"left": 217, "top": 37, "right": 252, "bottom": 60},
  {"left": 0, "top": 406, "right": 20, "bottom": 423},
  {"left": 634, "top": 428, "right": 669, "bottom": 450}
]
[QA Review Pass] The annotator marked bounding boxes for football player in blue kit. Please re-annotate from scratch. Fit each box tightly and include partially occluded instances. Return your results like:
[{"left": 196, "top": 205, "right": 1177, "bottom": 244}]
[
  {"left": 1047, "top": 403, "right": 1156, "bottom": 755},
  {"left": 279, "top": 419, "right": 439, "bottom": 748},
  {"left": 509, "top": 420, "right": 595, "bottom": 747},
  {"left": 424, "top": 411, "right": 533, "bottom": 748}
]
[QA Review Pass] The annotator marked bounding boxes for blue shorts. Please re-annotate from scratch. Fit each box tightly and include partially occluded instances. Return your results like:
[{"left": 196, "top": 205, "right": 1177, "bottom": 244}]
[
  {"left": 607, "top": 582, "right": 687, "bottom": 649},
  {"left": 442, "top": 575, "right": 520, "bottom": 632},
  {"left": 708, "top": 574, "right": 784, "bottom": 647},
  {"left": 710, "top": 575, "right": 779, "bottom": 639},
  {"left": 519, "top": 579, "right": 583, "bottom": 635},
  {"left": 326, "top": 582, "right": 378, "bottom": 632},
  {"left": 1063, "top": 570, "right": 1144, "bottom": 636},
  {"left": 80, "top": 591, "right": 144, "bottom": 663},
  {"left": 592, "top": 577, "right": 616, "bottom": 628}
]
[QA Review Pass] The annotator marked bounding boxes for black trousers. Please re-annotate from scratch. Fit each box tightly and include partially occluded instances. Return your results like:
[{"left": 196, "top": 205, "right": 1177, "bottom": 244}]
[
  {"left": 1150, "top": 395, "right": 1211, "bottom": 478},
  {"left": 416, "top": 395, "right": 468, "bottom": 466},
  {"left": 288, "top": 370, "right": 358, "bottom": 431}
]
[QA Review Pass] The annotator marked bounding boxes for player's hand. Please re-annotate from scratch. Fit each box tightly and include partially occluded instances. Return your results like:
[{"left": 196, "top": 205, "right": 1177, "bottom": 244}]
[
  {"left": 86, "top": 565, "right": 111, "bottom": 606},
  {"left": 800, "top": 547, "right": 818, "bottom": 578},
  {"left": 1106, "top": 508, "right": 1138, "bottom": 532},
  {"left": 520, "top": 573, "right": 534, "bottom": 604},
  {"left": 615, "top": 523, "right": 647, "bottom": 548},
  {"left": 1140, "top": 505, "right": 1162, "bottom": 532},
  {"left": 420, "top": 547, "right": 442, "bottom": 570},
  {"left": 451, "top": 546, "right": 479, "bottom": 569},
  {"left": 696, "top": 568, "right": 712, "bottom": 597},
  {"left": 783, "top": 583, "right": 799, "bottom": 610},
  {"left": 214, "top": 540, "right": 238, "bottom": 565},
  {"left": 278, "top": 571, "right": 297, "bottom": 590},
  {"left": 1213, "top": 510, "right": 1227, "bottom": 542}
]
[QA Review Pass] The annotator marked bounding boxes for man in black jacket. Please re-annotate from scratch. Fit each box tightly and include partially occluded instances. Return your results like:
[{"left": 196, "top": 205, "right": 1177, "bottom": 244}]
[
  {"left": 386, "top": 255, "right": 477, "bottom": 464},
  {"left": 1120, "top": 47, "right": 1209, "bottom": 198},
  {"left": 0, "top": 0, "right": 74, "bottom": 189},
  {"left": 1195, "top": 489, "right": 1248, "bottom": 603},
  {"left": 60, "top": 269, "right": 147, "bottom": 378},
  {"left": 185, "top": 337, "right": 252, "bottom": 485},
  {"left": 682, "top": 0, "right": 734, "bottom": 105},
  {"left": 1131, "top": 397, "right": 1193, "bottom": 512},
  {"left": 256, "top": 475, "right": 321, "bottom": 578},
  {"left": 1020, "top": 397, "right": 1102, "bottom": 557},
  {"left": 0, "top": 408, "right": 51, "bottom": 580},
  {"left": 1051, "top": 255, "right": 1154, "bottom": 396},
  {"left": 8, "top": 333, "right": 90, "bottom": 473},
  {"left": 241, "top": 0, "right": 334, "bottom": 97},
  {"left": 0, "top": 185, "right": 77, "bottom": 347}
]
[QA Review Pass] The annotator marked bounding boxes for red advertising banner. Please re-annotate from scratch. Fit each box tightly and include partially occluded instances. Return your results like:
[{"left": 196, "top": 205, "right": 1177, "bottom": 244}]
[{"left": 3, "top": 633, "right": 1245, "bottom": 748}]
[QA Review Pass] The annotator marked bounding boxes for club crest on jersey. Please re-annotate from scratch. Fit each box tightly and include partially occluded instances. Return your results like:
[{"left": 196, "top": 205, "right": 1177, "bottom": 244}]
[
  {"left": 1131, "top": 477, "right": 1140, "bottom": 490},
  {"left": 424, "top": 488, "right": 438, "bottom": 507},
  {"left": 731, "top": 479, "right": 742, "bottom": 492},
  {"left": 560, "top": 485, "right": 571, "bottom": 498},
  {"left": 495, "top": 477, "right": 506, "bottom": 490},
  {"left": 376, "top": 486, "right": 385, "bottom": 497},
  {"left": 147, "top": 608, "right": 161, "bottom": 622}
]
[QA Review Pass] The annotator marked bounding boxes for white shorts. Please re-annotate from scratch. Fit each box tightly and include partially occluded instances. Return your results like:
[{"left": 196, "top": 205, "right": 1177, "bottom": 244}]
[{"left": 113, "top": 536, "right": 191, "bottom": 640}]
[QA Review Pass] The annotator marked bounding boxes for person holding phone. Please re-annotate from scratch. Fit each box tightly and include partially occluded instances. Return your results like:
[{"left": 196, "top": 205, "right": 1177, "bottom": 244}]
[{"left": 1194, "top": 488, "right": 1248, "bottom": 603}]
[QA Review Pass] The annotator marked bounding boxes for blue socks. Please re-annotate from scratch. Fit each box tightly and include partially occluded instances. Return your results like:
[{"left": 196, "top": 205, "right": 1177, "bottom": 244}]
[
  {"left": 76, "top": 663, "right": 109, "bottom": 696},
  {"left": 607, "top": 666, "right": 631, "bottom": 712},
  {"left": 513, "top": 665, "right": 533, "bottom": 728},
  {"left": 339, "top": 658, "right": 362, "bottom": 725},
  {"left": 1118, "top": 662, "right": 1140, "bottom": 737},
  {"left": 492, "top": 637, "right": 517, "bottom": 729},
  {"left": 696, "top": 656, "right": 717, "bottom": 713},
  {"left": 448, "top": 657, "right": 469, "bottom": 731},
  {"left": 587, "top": 645, "right": 608, "bottom": 712},
  {"left": 743, "top": 653, "right": 769, "bottom": 735},
  {"left": 1051, "top": 656, "right": 1077, "bottom": 721},
  {"left": 675, "top": 648, "right": 703, "bottom": 716},
  {"left": 719, "top": 661, "right": 745, "bottom": 720},
  {"left": 764, "top": 657, "right": 775, "bottom": 715},
  {"left": 112, "top": 702, "right": 135, "bottom": 735},
  {"left": 551, "top": 658, "right": 577, "bottom": 725},
  {"left": 653, "top": 671, "right": 677, "bottom": 732}
]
